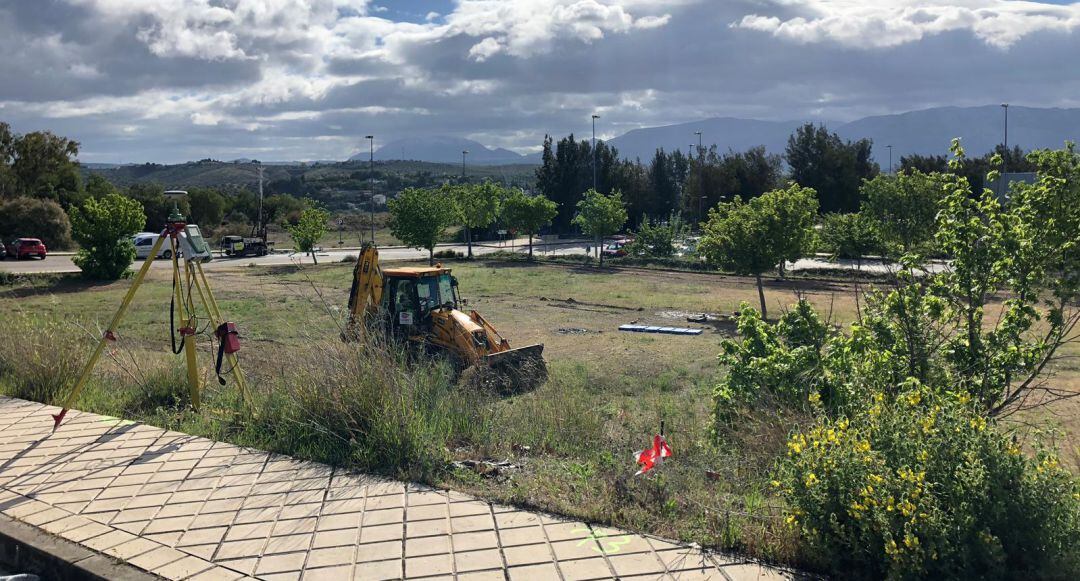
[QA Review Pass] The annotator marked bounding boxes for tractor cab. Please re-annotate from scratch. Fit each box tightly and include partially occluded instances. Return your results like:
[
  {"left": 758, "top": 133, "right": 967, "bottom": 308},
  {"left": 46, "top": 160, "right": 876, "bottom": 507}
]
[{"left": 381, "top": 266, "right": 459, "bottom": 334}]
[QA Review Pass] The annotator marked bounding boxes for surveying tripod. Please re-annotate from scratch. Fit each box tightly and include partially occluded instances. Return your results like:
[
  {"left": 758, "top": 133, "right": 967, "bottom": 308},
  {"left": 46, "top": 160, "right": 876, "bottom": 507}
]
[{"left": 52, "top": 207, "right": 251, "bottom": 428}]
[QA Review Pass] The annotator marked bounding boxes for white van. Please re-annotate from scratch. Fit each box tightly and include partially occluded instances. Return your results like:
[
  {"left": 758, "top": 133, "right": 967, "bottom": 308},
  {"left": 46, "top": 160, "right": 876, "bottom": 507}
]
[{"left": 132, "top": 233, "right": 174, "bottom": 259}]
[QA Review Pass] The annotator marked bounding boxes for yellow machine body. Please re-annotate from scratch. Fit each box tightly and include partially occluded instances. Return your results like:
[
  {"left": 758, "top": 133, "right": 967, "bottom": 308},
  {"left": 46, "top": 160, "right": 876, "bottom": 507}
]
[{"left": 346, "top": 244, "right": 546, "bottom": 389}]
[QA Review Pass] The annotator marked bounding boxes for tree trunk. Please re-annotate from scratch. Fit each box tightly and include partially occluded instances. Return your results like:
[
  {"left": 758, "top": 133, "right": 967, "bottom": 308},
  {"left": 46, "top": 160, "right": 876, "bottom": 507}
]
[
  {"left": 466, "top": 225, "right": 473, "bottom": 258},
  {"left": 310, "top": 248, "right": 318, "bottom": 265},
  {"left": 528, "top": 234, "right": 534, "bottom": 259},
  {"left": 429, "top": 248, "right": 434, "bottom": 266},
  {"left": 755, "top": 272, "right": 767, "bottom": 320},
  {"left": 598, "top": 235, "right": 604, "bottom": 267}
]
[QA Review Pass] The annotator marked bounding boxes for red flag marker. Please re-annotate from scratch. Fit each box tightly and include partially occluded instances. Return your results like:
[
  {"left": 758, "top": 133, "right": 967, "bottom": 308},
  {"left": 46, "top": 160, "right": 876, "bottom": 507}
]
[{"left": 634, "top": 434, "right": 673, "bottom": 475}]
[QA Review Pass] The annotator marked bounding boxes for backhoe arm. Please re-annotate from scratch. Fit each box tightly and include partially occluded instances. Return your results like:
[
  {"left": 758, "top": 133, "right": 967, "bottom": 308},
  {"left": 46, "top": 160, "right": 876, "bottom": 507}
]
[{"left": 344, "top": 244, "right": 383, "bottom": 340}]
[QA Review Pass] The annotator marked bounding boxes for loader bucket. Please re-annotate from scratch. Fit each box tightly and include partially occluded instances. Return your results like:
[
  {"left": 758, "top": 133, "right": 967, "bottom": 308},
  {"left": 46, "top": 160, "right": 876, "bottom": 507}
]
[{"left": 464, "top": 344, "right": 547, "bottom": 394}]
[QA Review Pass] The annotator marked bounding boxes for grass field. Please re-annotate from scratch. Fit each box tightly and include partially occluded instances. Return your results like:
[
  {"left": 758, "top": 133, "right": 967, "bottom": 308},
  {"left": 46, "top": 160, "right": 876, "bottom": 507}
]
[{"left": 1, "top": 259, "right": 1076, "bottom": 570}]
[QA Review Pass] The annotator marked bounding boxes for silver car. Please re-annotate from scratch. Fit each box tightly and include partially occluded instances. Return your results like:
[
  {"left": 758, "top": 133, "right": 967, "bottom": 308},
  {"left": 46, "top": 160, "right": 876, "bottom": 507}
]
[{"left": 132, "top": 234, "right": 173, "bottom": 259}]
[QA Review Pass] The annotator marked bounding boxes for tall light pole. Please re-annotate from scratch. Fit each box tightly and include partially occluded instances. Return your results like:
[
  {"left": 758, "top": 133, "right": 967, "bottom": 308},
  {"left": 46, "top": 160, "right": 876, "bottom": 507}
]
[
  {"left": 462, "top": 150, "right": 468, "bottom": 182},
  {"left": 591, "top": 114, "right": 600, "bottom": 191},
  {"left": 1001, "top": 103, "right": 1009, "bottom": 197},
  {"left": 366, "top": 135, "right": 375, "bottom": 243},
  {"left": 887, "top": 144, "right": 893, "bottom": 174},
  {"left": 694, "top": 131, "right": 703, "bottom": 225}
]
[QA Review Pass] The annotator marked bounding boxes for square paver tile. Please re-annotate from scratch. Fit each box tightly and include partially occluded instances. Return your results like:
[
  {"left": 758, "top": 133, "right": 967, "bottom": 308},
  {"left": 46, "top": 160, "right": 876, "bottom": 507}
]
[
  {"left": 405, "top": 553, "right": 453, "bottom": 577},
  {"left": 256, "top": 552, "right": 308, "bottom": 576},
  {"left": 454, "top": 548, "right": 503, "bottom": 573},
  {"left": 453, "top": 530, "right": 499, "bottom": 552},
  {"left": 509, "top": 563, "right": 559, "bottom": 581},
  {"left": 451, "top": 514, "right": 494, "bottom": 534},
  {"left": 360, "top": 523, "right": 403, "bottom": 543},
  {"left": 499, "top": 525, "right": 545, "bottom": 547},
  {"left": 559, "top": 557, "right": 617, "bottom": 581},
  {"left": 405, "top": 535, "right": 450, "bottom": 558},
  {"left": 312, "top": 528, "right": 358, "bottom": 549},
  {"left": 608, "top": 552, "right": 667, "bottom": 577},
  {"left": 306, "top": 545, "right": 355, "bottom": 569},
  {"left": 352, "top": 559, "right": 401, "bottom": 581},
  {"left": 215, "top": 538, "right": 268, "bottom": 560},
  {"left": 303, "top": 565, "right": 353, "bottom": 580},
  {"left": 356, "top": 539, "right": 402, "bottom": 562},
  {"left": 503, "top": 543, "right": 552, "bottom": 567},
  {"left": 265, "top": 533, "right": 313, "bottom": 555}
]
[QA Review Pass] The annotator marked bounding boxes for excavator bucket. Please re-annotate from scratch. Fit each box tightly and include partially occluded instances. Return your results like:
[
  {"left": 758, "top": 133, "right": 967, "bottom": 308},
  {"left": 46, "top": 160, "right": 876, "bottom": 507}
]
[{"left": 464, "top": 344, "right": 547, "bottom": 394}]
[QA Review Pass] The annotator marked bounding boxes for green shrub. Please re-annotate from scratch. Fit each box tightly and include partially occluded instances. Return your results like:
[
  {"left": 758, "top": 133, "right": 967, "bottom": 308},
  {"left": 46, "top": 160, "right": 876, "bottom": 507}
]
[
  {"left": 0, "top": 196, "right": 74, "bottom": 250},
  {"left": 776, "top": 383, "right": 1080, "bottom": 579},
  {"left": 819, "top": 212, "right": 879, "bottom": 260},
  {"left": 70, "top": 193, "right": 145, "bottom": 280}
]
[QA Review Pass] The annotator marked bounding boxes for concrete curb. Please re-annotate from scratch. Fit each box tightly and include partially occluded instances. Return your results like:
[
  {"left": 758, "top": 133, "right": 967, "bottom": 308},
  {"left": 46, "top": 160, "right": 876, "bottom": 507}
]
[{"left": 0, "top": 514, "right": 158, "bottom": 581}]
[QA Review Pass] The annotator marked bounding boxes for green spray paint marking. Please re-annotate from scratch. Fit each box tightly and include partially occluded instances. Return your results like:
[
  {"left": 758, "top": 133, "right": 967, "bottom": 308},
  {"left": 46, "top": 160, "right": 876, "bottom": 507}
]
[{"left": 572, "top": 527, "right": 634, "bottom": 554}]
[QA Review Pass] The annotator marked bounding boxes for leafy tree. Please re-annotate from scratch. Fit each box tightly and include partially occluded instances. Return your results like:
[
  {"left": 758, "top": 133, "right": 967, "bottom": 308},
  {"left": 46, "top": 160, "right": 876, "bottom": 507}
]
[
  {"left": 264, "top": 194, "right": 305, "bottom": 228},
  {"left": 625, "top": 214, "right": 688, "bottom": 258},
  {"left": 786, "top": 123, "right": 878, "bottom": 213},
  {"left": 535, "top": 134, "right": 621, "bottom": 231},
  {"left": 500, "top": 190, "right": 558, "bottom": 259},
  {"left": 0, "top": 197, "right": 74, "bottom": 249},
  {"left": 1, "top": 127, "right": 83, "bottom": 207},
  {"left": 70, "top": 194, "right": 145, "bottom": 279},
  {"left": 819, "top": 212, "right": 879, "bottom": 262},
  {"left": 683, "top": 146, "right": 783, "bottom": 225},
  {"left": 85, "top": 174, "right": 119, "bottom": 199},
  {"left": 187, "top": 187, "right": 227, "bottom": 227},
  {"left": 389, "top": 186, "right": 456, "bottom": 265},
  {"left": 861, "top": 170, "right": 942, "bottom": 256},
  {"left": 699, "top": 184, "right": 818, "bottom": 318},
  {"left": 452, "top": 181, "right": 503, "bottom": 258},
  {"left": 572, "top": 188, "right": 628, "bottom": 267},
  {"left": 0, "top": 122, "right": 15, "bottom": 198},
  {"left": 287, "top": 205, "right": 330, "bottom": 264}
]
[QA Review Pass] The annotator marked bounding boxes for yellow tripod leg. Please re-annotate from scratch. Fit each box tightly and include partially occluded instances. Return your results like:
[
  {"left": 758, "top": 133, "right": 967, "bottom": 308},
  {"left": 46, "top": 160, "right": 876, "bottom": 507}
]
[
  {"left": 52, "top": 232, "right": 169, "bottom": 428},
  {"left": 190, "top": 262, "right": 253, "bottom": 412},
  {"left": 175, "top": 254, "right": 202, "bottom": 411}
]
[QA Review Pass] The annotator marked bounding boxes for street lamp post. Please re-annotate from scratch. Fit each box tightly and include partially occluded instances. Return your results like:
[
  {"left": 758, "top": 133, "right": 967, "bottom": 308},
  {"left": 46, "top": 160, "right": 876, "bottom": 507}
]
[
  {"left": 694, "top": 131, "right": 703, "bottom": 225},
  {"left": 591, "top": 114, "right": 600, "bottom": 191},
  {"left": 1001, "top": 103, "right": 1009, "bottom": 197},
  {"left": 887, "top": 144, "right": 893, "bottom": 174},
  {"left": 366, "top": 135, "right": 375, "bottom": 243},
  {"left": 462, "top": 150, "right": 468, "bottom": 182}
]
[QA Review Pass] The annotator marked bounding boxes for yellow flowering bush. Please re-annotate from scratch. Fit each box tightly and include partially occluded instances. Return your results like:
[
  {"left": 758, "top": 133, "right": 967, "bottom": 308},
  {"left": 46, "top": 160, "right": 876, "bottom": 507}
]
[{"left": 776, "top": 383, "right": 1080, "bottom": 579}]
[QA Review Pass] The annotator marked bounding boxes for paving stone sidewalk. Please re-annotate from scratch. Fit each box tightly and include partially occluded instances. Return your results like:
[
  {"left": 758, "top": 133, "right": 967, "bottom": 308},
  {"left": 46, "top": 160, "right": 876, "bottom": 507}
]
[{"left": 0, "top": 396, "right": 795, "bottom": 580}]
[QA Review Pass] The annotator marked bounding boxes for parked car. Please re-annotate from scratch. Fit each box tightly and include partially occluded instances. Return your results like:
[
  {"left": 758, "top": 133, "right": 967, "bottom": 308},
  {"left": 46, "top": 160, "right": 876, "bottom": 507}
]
[
  {"left": 133, "top": 234, "right": 173, "bottom": 259},
  {"left": 219, "top": 235, "right": 272, "bottom": 257},
  {"left": 5, "top": 238, "right": 47, "bottom": 260},
  {"left": 601, "top": 241, "right": 628, "bottom": 258},
  {"left": 0, "top": 244, "right": 6, "bottom": 259}
]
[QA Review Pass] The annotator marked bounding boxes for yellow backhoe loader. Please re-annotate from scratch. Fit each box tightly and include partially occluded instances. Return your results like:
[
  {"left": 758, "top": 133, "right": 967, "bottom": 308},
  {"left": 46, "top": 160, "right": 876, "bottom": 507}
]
[{"left": 344, "top": 244, "right": 547, "bottom": 391}]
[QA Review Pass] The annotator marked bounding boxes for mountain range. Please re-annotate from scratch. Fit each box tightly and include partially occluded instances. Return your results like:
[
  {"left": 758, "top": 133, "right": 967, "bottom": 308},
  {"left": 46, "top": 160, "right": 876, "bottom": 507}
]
[
  {"left": 349, "top": 135, "right": 527, "bottom": 165},
  {"left": 347, "top": 105, "right": 1080, "bottom": 166}
]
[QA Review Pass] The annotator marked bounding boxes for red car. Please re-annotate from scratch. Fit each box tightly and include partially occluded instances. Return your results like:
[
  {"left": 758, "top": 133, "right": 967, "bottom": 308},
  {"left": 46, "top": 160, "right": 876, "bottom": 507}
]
[{"left": 6, "top": 238, "right": 47, "bottom": 260}]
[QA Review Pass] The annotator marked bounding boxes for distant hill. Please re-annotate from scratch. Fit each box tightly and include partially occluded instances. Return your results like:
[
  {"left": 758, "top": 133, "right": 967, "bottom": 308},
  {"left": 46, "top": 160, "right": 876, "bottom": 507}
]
[
  {"left": 82, "top": 159, "right": 538, "bottom": 211},
  {"left": 353, "top": 135, "right": 528, "bottom": 165},
  {"left": 604, "top": 105, "right": 1080, "bottom": 163}
]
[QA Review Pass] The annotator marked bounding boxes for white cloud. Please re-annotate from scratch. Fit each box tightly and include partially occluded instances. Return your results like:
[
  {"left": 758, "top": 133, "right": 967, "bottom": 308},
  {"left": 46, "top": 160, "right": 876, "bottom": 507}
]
[
  {"left": 468, "top": 37, "right": 504, "bottom": 61},
  {"left": 733, "top": 1, "right": 1080, "bottom": 49}
]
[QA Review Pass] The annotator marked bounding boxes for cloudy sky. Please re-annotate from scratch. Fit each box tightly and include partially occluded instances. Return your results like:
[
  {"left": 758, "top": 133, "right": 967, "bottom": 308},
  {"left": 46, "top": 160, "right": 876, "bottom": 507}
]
[{"left": 2, "top": 0, "right": 1080, "bottom": 163}]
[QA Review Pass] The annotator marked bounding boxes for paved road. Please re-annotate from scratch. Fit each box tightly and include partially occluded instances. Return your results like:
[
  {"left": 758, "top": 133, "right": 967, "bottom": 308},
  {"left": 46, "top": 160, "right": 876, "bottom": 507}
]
[
  {"left": 0, "top": 396, "right": 794, "bottom": 580},
  {"left": 0, "top": 240, "right": 592, "bottom": 275},
  {"left": 1, "top": 242, "right": 946, "bottom": 278}
]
